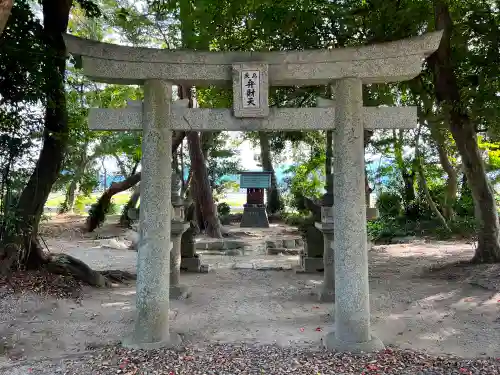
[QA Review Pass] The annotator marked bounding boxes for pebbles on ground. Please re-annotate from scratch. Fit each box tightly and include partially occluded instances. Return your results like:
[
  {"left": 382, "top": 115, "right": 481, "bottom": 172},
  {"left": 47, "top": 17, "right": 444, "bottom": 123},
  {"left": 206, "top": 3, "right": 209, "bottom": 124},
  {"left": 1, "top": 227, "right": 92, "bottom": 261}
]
[{"left": 19, "top": 344, "right": 500, "bottom": 375}]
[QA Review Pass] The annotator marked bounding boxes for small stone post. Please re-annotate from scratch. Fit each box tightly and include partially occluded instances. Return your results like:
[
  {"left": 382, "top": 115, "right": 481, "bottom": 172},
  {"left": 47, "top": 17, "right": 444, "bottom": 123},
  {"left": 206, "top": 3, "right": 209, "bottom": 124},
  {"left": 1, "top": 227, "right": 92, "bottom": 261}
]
[
  {"left": 324, "top": 78, "right": 383, "bottom": 353},
  {"left": 123, "top": 79, "right": 180, "bottom": 349},
  {"left": 170, "top": 172, "right": 190, "bottom": 299}
]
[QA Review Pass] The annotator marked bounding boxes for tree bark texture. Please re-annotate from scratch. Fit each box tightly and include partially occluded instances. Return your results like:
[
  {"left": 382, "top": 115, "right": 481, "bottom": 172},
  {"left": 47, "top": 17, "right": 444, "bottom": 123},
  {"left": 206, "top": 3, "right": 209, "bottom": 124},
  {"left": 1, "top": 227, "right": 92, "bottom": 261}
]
[
  {"left": 119, "top": 184, "right": 140, "bottom": 227},
  {"left": 415, "top": 77, "right": 458, "bottom": 221},
  {"left": 415, "top": 123, "right": 451, "bottom": 232},
  {"left": 113, "top": 154, "right": 129, "bottom": 177},
  {"left": 428, "top": 0, "right": 500, "bottom": 262},
  {"left": 60, "top": 149, "right": 89, "bottom": 213},
  {"left": 187, "top": 131, "right": 222, "bottom": 238},
  {"left": 63, "top": 178, "right": 78, "bottom": 212},
  {"left": 258, "top": 131, "right": 282, "bottom": 213},
  {"left": 364, "top": 130, "right": 374, "bottom": 205},
  {"left": 393, "top": 129, "right": 416, "bottom": 212},
  {"left": 433, "top": 131, "right": 458, "bottom": 220},
  {"left": 322, "top": 130, "right": 334, "bottom": 206}
]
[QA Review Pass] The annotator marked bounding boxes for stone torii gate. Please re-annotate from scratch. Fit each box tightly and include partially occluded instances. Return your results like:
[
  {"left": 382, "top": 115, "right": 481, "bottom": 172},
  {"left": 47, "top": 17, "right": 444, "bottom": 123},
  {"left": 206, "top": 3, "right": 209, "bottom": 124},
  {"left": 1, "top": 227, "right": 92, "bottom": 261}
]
[{"left": 63, "top": 31, "right": 442, "bottom": 352}]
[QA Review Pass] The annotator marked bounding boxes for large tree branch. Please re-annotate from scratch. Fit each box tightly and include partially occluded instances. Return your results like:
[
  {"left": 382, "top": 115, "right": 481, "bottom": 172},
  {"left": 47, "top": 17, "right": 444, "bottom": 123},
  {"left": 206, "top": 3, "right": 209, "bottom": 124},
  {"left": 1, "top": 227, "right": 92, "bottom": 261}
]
[{"left": 85, "top": 131, "right": 185, "bottom": 232}]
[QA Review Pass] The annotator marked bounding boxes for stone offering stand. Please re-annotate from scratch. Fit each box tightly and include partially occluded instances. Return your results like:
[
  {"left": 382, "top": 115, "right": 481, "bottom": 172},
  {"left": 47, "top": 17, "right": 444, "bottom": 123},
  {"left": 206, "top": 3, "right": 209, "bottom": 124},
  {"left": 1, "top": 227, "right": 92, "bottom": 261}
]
[{"left": 64, "top": 30, "right": 442, "bottom": 353}]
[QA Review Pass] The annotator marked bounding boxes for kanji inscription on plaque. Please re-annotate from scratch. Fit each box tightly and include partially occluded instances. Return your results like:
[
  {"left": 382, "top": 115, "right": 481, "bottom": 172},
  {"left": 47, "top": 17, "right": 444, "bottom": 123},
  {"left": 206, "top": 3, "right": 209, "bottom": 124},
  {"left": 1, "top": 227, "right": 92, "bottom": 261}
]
[
  {"left": 241, "top": 70, "right": 260, "bottom": 108},
  {"left": 232, "top": 63, "right": 269, "bottom": 118}
]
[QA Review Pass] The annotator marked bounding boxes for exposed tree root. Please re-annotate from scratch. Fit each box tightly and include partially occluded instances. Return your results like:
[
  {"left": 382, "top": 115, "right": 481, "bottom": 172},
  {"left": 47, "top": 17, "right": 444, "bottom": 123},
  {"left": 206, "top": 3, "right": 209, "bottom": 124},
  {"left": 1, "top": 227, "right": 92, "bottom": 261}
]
[
  {"left": 46, "top": 253, "right": 110, "bottom": 287},
  {"left": 100, "top": 269, "right": 136, "bottom": 284},
  {"left": 471, "top": 247, "right": 500, "bottom": 264},
  {"left": 1, "top": 237, "right": 136, "bottom": 288},
  {"left": 46, "top": 254, "right": 137, "bottom": 287}
]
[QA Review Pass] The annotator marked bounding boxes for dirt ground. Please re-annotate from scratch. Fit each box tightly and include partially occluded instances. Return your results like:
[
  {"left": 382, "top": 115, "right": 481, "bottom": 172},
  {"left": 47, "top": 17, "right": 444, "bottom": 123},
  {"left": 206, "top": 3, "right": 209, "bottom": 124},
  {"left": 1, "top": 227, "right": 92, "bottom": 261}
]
[{"left": 1, "top": 216, "right": 499, "bottom": 373}]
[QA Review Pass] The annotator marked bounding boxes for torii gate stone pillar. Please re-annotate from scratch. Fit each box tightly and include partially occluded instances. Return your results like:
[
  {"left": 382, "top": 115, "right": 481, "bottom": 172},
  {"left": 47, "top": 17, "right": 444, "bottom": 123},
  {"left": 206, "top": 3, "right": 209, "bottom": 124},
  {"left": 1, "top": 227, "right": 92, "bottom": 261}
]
[{"left": 64, "top": 31, "right": 442, "bottom": 352}]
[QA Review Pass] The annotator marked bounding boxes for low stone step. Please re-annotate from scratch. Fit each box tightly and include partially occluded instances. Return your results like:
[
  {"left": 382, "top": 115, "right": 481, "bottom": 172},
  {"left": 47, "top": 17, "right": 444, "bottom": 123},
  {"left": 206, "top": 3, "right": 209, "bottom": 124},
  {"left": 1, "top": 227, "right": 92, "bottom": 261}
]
[
  {"left": 231, "top": 262, "right": 293, "bottom": 271},
  {"left": 195, "top": 239, "right": 250, "bottom": 250},
  {"left": 198, "top": 249, "right": 245, "bottom": 256},
  {"left": 266, "top": 238, "right": 303, "bottom": 249},
  {"left": 198, "top": 244, "right": 266, "bottom": 256},
  {"left": 267, "top": 247, "right": 302, "bottom": 255}
]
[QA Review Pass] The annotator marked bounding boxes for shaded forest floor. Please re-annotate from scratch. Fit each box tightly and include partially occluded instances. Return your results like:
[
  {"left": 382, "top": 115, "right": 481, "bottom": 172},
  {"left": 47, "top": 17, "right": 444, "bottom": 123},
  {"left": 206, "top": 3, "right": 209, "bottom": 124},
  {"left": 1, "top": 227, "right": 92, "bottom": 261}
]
[{"left": 0, "top": 215, "right": 499, "bottom": 374}]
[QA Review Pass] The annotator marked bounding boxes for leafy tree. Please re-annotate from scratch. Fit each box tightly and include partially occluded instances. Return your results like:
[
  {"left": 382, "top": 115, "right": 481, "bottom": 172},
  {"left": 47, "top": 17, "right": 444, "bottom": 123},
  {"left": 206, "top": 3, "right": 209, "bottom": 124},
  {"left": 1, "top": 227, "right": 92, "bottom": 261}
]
[
  {"left": 341, "top": 0, "right": 500, "bottom": 262},
  {"left": 428, "top": 0, "right": 500, "bottom": 262},
  {"left": 0, "top": 0, "right": 132, "bottom": 287}
]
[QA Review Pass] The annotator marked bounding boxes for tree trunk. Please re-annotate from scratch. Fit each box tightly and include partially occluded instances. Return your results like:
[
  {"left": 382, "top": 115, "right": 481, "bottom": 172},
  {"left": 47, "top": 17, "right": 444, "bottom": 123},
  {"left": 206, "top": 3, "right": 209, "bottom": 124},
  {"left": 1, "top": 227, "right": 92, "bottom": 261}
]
[
  {"left": 182, "top": 169, "right": 192, "bottom": 199},
  {"left": 60, "top": 150, "right": 88, "bottom": 213},
  {"left": 258, "top": 131, "right": 282, "bottom": 213},
  {"left": 322, "top": 130, "right": 334, "bottom": 206},
  {"left": 177, "top": 81, "right": 220, "bottom": 236},
  {"left": 189, "top": 173, "right": 204, "bottom": 232},
  {"left": 85, "top": 132, "right": 185, "bottom": 232},
  {"left": 428, "top": 0, "right": 500, "bottom": 262},
  {"left": 179, "top": 140, "right": 186, "bottom": 190},
  {"left": 177, "top": 1, "right": 220, "bottom": 234},
  {"left": 393, "top": 129, "right": 416, "bottom": 212},
  {"left": 418, "top": 160, "right": 451, "bottom": 232},
  {"left": 86, "top": 172, "right": 141, "bottom": 232},
  {"left": 434, "top": 132, "right": 458, "bottom": 220},
  {"left": 415, "top": 77, "right": 458, "bottom": 221},
  {"left": 364, "top": 130, "right": 374, "bottom": 205},
  {"left": 188, "top": 131, "right": 222, "bottom": 238},
  {"left": 365, "top": 170, "right": 372, "bottom": 206},
  {"left": 63, "top": 179, "right": 78, "bottom": 212},
  {"left": 119, "top": 184, "right": 140, "bottom": 227},
  {"left": 0, "top": 0, "right": 73, "bottom": 274},
  {"left": 130, "top": 160, "right": 139, "bottom": 176},
  {"left": 113, "top": 154, "right": 129, "bottom": 177},
  {"left": 0, "top": 0, "right": 13, "bottom": 37},
  {"left": 201, "top": 132, "right": 215, "bottom": 159},
  {"left": 415, "top": 123, "right": 450, "bottom": 232}
]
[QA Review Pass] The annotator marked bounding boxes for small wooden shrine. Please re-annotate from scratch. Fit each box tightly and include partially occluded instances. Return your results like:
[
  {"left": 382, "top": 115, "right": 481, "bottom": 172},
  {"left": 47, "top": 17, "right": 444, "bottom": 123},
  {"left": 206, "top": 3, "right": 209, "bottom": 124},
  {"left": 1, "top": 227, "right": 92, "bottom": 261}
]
[{"left": 239, "top": 171, "right": 271, "bottom": 228}]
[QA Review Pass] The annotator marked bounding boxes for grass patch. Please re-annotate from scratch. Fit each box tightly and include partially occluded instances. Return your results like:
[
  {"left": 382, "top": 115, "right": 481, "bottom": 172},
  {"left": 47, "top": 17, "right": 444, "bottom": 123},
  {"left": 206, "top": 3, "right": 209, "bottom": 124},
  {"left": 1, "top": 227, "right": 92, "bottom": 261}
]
[
  {"left": 45, "top": 192, "right": 132, "bottom": 208},
  {"left": 45, "top": 192, "right": 247, "bottom": 210}
]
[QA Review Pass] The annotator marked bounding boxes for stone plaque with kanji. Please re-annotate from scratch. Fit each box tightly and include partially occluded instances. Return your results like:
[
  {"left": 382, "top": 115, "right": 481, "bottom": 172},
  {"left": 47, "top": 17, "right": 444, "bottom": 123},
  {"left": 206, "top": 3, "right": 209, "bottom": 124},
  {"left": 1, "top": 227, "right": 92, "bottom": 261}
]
[{"left": 232, "top": 63, "right": 269, "bottom": 118}]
